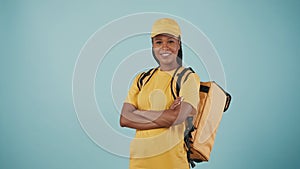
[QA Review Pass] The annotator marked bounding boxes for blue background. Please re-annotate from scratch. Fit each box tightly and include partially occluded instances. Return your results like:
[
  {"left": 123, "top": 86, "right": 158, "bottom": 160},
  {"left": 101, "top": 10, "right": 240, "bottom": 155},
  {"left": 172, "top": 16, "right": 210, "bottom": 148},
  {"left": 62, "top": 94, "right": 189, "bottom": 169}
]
[{"left": 1, "top": 0, "right": 299, "bottom": 169}]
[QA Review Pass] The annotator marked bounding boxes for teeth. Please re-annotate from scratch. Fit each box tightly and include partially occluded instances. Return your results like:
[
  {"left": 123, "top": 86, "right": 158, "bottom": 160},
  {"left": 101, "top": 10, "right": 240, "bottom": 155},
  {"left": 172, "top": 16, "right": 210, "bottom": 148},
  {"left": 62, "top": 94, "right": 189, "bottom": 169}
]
[{"left": 161, "top": 53, "right": 171, "bottom": 57}]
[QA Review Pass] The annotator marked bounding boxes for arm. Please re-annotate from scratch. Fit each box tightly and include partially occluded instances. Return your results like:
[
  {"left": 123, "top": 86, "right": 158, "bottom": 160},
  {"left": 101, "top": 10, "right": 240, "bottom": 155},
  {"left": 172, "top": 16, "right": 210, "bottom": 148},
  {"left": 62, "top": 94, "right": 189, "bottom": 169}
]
[
  {"left": 119, "top": 103, "right": 160, "bottom": 129},
  {"left": 120, "top": 97, "right": 195, "bottom": 130},
  {"left": 119, "top": 103, "right": 179, "bottom": 130},
  {"left": 120, "top": 70, "right": 199, "bottom": 130},
  {"left": 173, "top": 101, "right": 196, "bottom": 125}
]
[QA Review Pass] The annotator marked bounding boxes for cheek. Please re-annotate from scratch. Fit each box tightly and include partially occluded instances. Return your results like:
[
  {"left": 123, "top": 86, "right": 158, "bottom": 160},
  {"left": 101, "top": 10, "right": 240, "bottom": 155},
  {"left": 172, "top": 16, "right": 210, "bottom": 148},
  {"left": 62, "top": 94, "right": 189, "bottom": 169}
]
[
  {"left": 153, "top": 48, "right": 159, "bottom": 56},
  {"left": 171, "top": 43, "right": 180, "bottom": 53},
  {"left": 171, "top": 46, "right": 180, "bottom": 55}
]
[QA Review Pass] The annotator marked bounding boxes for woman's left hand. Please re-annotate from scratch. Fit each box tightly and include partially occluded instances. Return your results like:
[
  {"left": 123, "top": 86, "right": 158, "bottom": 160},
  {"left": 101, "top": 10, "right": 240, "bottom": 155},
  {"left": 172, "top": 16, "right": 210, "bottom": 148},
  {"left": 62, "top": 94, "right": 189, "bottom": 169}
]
[{"left": 170, "top": 97, "right": 183, "bottom": 110}]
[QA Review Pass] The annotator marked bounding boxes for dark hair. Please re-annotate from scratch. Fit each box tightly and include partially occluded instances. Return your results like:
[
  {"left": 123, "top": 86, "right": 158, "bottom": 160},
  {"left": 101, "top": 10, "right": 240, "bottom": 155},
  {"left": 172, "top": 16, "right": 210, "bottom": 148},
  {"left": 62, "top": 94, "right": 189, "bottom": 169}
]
[{"left": 151, "top": 38, "right": 183, "bottom": 66}]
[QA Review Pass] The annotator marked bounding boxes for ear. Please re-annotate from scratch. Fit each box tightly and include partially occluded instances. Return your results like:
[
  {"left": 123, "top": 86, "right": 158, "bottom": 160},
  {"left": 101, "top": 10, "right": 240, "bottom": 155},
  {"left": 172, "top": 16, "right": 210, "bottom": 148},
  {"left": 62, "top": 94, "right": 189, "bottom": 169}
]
[{"left": 177, "top": 40, "right": 181, "bottom": 50}]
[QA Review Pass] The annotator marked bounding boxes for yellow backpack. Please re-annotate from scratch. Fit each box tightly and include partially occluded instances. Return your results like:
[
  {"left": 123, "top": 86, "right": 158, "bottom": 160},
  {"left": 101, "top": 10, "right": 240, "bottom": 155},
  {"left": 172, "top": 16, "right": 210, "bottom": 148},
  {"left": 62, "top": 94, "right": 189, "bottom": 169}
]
[
  {"left": 171, "top": 67, "right": 231, "bottom": 168},
  {"left": 137, "top": 66, "right": 232, "bottom": 168}
]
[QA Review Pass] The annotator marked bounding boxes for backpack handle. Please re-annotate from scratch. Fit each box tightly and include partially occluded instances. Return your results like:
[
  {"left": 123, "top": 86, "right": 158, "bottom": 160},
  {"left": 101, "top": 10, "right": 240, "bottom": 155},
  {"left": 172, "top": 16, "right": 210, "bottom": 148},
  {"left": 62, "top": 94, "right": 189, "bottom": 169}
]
[{"left": 223, "top": 93, "right": 231, "bottom": 112}]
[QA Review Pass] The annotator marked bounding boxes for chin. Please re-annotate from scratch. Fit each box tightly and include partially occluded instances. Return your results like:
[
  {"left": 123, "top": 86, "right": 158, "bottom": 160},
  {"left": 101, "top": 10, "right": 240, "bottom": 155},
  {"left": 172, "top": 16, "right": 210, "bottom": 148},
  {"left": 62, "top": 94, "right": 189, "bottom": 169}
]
[{"left": 159, "top": 61, "right": 173, "bottom": 65}]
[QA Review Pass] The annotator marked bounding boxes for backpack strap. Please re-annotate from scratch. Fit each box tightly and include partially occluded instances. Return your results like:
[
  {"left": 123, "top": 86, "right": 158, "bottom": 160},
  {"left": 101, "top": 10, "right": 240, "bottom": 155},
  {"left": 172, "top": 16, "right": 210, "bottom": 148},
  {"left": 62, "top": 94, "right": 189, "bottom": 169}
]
[
  {"left": 173, "top": 67, "right": 199, "bottom": 168},
  {"left": 170, "top": 67, "right": 195, "bottom": 100},
  {"left": 175, "top": 67, "right": 195, "bottom": 97},
  {"left": 184, "top": 116, "right": 196, "bottom": 168},
  {"left": 137, "top": 67, "right": 159, "bottom": 91},
  {"left": 170, "top": 67, "right": 182, "bottom": 100}
]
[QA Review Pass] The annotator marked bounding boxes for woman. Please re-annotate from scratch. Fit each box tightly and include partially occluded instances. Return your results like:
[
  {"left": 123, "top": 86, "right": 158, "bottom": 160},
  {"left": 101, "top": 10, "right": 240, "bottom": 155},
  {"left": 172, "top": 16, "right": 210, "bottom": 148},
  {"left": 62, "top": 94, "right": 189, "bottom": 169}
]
[{"left": 120, "top": 18, "right": 200, "bottom": 169}]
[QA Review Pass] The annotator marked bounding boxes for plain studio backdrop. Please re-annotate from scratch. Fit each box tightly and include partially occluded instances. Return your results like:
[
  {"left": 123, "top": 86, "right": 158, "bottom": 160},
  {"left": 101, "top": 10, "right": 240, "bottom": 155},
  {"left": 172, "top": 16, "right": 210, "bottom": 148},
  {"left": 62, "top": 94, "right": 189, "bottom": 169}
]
[{"left": 1, "top": 1, "right": 299, "bottom": 169}]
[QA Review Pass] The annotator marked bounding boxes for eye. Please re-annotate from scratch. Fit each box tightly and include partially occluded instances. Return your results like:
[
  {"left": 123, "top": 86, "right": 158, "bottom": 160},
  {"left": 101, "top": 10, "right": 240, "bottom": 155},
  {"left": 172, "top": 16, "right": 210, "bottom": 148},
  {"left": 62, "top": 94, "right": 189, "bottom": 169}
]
[
  {"left": 154, "top": 41, "right": 162, "bottom": 45},
  {"left": 168, "top": 40, "right": 175, "bottom": 43}
]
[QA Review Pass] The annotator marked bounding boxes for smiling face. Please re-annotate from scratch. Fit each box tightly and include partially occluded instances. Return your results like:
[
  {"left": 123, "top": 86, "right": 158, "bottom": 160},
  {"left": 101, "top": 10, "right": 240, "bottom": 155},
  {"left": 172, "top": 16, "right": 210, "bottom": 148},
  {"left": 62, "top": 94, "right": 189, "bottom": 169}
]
[{"left": 152, "top": 34, "right": 181, "bottom": 71}]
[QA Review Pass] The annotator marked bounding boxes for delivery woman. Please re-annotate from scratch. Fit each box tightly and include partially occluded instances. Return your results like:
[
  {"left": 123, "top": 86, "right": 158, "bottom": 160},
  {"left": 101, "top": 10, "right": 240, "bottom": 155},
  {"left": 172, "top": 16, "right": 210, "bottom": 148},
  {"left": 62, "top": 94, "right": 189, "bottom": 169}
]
[{"left": 120, "top": 18, "right": 200, "bottom": 169}]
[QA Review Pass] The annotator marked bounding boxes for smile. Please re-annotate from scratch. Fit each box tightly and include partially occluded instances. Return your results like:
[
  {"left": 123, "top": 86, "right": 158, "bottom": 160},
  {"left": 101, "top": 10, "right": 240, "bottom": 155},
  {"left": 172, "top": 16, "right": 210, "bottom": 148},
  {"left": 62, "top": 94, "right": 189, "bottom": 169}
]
[{"left": 160, "top": 52, "right": 172, "bottom": 57}]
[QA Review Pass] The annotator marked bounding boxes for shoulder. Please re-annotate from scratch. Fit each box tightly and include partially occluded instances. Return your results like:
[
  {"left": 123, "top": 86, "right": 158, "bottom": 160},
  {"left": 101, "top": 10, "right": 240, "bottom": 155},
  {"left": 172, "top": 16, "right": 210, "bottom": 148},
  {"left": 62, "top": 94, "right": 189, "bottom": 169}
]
[
  {"left": 137, "top": 67, "right": 158, "bottom": 81},
  {"left": 131, "top": 67, "right": 156, "bottom": 81},
  {"left": 135, "top": 67, "right": 159, "bottom": 89},
  {"left": 177, "top": 66, "right": 200, "bottom": 83}
]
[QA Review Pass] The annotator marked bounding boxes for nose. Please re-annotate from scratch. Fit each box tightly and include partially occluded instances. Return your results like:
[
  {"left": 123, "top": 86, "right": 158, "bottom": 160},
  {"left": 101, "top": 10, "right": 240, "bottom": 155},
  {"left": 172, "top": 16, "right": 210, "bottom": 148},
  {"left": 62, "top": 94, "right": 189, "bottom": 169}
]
[{"left": 161, "top": 42, "right": 169, "bottom": 50}]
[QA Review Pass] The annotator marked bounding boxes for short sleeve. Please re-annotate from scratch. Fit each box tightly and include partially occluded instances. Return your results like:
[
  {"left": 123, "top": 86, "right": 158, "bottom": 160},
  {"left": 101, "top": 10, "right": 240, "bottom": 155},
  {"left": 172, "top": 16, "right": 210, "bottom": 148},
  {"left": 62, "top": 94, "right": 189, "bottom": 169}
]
[
  {"left": 179, "top": 73, "right": 200, "bottom": 111},
  {"left": 124, "top": 73, "right": 142, "bottom": 108}
]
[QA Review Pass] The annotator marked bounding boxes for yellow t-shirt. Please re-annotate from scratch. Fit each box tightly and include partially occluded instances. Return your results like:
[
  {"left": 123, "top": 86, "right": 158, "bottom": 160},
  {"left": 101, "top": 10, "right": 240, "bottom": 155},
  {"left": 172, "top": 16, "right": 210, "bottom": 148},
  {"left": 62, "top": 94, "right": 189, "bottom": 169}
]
[{"left": 125, "top": 67, "right": 200, "bottom": 169}]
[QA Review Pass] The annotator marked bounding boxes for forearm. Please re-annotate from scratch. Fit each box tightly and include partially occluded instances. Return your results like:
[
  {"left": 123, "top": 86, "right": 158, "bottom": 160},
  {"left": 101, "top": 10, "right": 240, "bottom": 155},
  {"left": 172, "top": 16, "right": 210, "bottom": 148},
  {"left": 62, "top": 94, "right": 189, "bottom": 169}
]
[
  {"left": 120, "top": 115, "right": 163, "bottom": 130},
  {"left": 125, "top": 107, "right": 190, "bottom": 129},
  {"left": 132, "top": 109, "right": 177, "bottom": 127},
  {"left": 120, "top": 110, "right": 177, "bottom": 129},
  {"left": 172, "top": 101, "right": 195, "bottom": 125},
  {"left": 120, "top": 103, "right": 178, "bottom": 129},
  {"left": 120, "top": 102, "right": 193, "bottom": 130},
  {"left": 140, "top": 100, "right": 194, "bottom": 126}
]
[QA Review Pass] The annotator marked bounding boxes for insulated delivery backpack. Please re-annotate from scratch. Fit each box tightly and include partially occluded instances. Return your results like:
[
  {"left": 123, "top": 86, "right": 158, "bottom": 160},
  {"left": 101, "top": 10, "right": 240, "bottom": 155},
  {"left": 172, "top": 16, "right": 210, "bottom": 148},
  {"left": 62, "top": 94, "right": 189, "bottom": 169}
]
[{"left": 137, "top": 66, "right": 232, "bottom": 168}]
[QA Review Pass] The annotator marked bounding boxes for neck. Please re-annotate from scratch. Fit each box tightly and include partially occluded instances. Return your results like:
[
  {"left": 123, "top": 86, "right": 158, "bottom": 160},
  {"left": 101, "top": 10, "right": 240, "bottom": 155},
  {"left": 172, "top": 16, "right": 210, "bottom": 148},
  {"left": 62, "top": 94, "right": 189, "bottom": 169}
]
[{"left": 160, "top": 63, "right": 180, "bottom": 71}]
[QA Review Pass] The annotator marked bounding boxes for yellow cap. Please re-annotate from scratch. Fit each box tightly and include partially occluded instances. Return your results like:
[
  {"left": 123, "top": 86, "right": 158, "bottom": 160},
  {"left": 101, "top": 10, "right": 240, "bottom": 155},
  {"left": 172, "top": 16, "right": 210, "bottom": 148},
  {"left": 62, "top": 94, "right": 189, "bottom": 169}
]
[{"left": 151, "top": 18, "right": 181, "bottom": 38}]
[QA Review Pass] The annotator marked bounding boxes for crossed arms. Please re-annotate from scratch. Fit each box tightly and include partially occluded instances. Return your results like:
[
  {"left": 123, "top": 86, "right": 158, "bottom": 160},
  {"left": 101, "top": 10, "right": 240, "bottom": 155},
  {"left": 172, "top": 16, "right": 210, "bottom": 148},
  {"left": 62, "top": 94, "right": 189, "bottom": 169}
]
[{"left": 119, "top": 97, "right": 195, "bottom": 130}]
